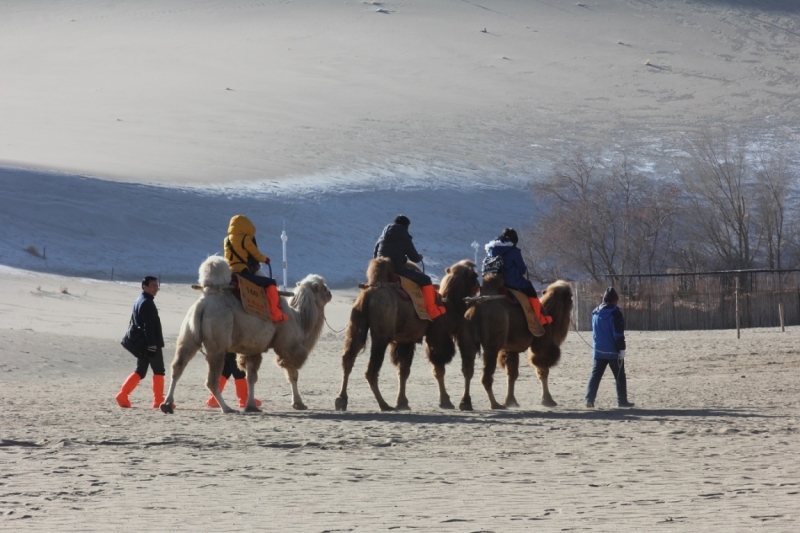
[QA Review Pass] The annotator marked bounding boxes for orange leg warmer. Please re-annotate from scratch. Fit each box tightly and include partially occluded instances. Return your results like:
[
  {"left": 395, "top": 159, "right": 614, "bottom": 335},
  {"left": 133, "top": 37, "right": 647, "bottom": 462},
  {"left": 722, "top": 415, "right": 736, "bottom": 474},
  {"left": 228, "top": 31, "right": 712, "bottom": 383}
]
[
  {"left": 206, "top": 376, "right": 228, "bottom": 408},
  {"left": 235, "top": 378, "right": 262, "bottom": 408},
  {"left": 421, "top": 284, "right": 447, "bottom": 320},
  {"left": 115, "top": 372, "right": 141, "bottom": 408},
  {"left": 266, "top": 285, "right": 289, "bottom": 322},
  {"left": 529, "top": 296, "right": 553, "bottom": 326}
]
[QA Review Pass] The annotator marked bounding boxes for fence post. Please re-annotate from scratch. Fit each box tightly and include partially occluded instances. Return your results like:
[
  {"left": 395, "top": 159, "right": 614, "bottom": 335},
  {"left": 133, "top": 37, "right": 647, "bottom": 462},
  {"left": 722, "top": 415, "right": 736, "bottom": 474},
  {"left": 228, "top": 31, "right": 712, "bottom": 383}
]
[
  {"left": 779, "top": 302, "right": 785, "bottom": 332},
  {"left": 735, "top": 276, "right": 741, "bottom": 339}
]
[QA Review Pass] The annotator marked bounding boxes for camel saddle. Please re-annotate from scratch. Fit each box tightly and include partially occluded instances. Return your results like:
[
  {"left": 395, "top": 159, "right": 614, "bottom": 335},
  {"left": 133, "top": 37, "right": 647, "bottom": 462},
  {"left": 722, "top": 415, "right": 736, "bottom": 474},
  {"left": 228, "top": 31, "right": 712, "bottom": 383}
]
[
  {"left": 397, "top": 276, "right": 431, "bottom": 321},
  {"left": 235, "top": 275, "right": 272, "bottom": 322},
  {"left": 508, "top": 288, "right": 545, "bottom": 337}
]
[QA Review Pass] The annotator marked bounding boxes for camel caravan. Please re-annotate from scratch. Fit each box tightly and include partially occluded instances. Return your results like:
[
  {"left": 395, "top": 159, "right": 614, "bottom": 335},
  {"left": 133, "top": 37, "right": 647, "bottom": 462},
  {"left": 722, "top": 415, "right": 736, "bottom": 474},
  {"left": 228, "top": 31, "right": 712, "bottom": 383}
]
[{"left": 157, "top": 215, "right": 573, "bottom": 414}]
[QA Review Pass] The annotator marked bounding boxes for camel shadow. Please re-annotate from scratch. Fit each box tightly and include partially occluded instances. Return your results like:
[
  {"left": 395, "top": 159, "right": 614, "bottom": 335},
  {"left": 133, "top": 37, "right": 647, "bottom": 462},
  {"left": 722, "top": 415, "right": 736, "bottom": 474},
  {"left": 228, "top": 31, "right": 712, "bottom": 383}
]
[{"left": 259, "top": 406, "right": 775, "bottom": 425}]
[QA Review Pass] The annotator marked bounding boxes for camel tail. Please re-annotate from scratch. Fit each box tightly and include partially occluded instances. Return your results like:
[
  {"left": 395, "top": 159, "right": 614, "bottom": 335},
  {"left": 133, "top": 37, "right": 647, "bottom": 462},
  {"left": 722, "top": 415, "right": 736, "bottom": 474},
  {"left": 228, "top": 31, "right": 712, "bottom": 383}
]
[{"left": 344, "top": 293, "right": 370, "bottom": 356}]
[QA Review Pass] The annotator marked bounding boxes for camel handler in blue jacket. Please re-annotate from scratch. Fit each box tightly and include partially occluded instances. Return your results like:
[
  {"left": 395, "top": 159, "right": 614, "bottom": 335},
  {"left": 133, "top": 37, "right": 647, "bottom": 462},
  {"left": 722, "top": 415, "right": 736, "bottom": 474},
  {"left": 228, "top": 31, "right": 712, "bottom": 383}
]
[{"left": 585, "top": 287, "right": 635, "bottom": 408}]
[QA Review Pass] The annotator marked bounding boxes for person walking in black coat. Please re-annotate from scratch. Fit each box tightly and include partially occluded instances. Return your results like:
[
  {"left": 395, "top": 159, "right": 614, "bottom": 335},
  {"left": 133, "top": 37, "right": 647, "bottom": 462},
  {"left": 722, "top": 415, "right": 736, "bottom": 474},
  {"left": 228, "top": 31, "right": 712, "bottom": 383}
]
[
  {"left": 115, "top": 276, "right": 168, "bottom": 408},
  {"left": 374, "top": 215, "right": 445, "bottom": 319}
]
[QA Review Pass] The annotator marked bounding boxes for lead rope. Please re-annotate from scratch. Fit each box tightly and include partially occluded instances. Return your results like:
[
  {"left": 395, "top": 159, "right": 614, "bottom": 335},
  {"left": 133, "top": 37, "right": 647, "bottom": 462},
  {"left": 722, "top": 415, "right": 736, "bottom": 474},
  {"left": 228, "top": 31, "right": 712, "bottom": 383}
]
[{"left": 325, "top": 315, "right": 347, "bottom": 334}]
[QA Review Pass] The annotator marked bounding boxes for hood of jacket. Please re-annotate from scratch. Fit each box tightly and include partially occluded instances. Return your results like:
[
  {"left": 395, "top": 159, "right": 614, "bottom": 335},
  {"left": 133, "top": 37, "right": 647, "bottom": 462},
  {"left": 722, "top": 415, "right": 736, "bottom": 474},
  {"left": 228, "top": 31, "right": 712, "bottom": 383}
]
[
  {"left": 485, "top": 239, "right": 514, "bottom": 255},
  {"left": 228, "top": 215, "right": 256, "bottom": 236}
]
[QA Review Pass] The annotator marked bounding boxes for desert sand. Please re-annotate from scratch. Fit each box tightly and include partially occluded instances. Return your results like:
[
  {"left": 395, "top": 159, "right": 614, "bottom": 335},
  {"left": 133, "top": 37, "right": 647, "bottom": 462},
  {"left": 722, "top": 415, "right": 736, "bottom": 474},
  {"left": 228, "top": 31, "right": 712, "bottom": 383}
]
[
  {"left": 1, "top": 269, "right": 799, "bottom": 531},
  {"left": 3, "top": 0, "right": 800, "bottom": 531}
]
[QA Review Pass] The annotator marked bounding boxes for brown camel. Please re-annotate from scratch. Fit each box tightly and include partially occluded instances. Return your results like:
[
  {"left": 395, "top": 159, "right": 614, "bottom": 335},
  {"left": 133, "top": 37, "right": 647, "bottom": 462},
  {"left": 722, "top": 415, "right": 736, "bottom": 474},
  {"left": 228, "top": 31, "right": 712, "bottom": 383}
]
[
  {"left": 160, "top": 256, "right": 332, "bottom": 414},
  {"left": 335, "top": 258, "right": 479, "bottom": 411},
  {"left": 457, "top": 274, "right": 573, "bottom": 410}
]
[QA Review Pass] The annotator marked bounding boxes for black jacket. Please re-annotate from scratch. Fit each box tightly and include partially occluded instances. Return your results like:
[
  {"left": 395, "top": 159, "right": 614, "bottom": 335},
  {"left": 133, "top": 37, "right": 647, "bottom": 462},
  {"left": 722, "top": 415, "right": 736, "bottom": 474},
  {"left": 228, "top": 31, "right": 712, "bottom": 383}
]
[
  {"left": 132, "top": 292, "right": 164, "bottom": 348},
  {"left": 373, "top": 223, "right": 423, "bottom": 272}
]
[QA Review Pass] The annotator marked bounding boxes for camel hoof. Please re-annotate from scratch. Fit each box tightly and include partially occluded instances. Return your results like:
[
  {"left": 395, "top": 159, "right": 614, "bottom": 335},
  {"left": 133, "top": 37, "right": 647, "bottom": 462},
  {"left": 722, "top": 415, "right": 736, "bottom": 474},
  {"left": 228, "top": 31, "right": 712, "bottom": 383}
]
[
  {"left": 395, "top": 403, "right": 411, "bottom": 411},
  {"left": 379, "top": 404, "right": 395, "bottom": 412},
  {"left": 541, "top": 398, "right": 558, "bottom": 407},
  {"left": 334, "top": 396, "right": 348, "bottom": 411},
  {"left": 439, "top": 400, "right": 455, "bottom": 410},
  {"left": 159, "top": 402, "right": 173, "bottom": 414},
  {"left": 490, "top": 403, "right": 507, "bottom": 410},
  {"left": 459, "top": 398, "right": 473, "bottom": 411},
  {"left": 504, "top": 399, "right": 520, "bottom": 408},
  {"left": 292, "top": 402, "right": 308, "bottom": 411},
  {"left": 244, "top": 405, "right": 261, "bottom": 413}
]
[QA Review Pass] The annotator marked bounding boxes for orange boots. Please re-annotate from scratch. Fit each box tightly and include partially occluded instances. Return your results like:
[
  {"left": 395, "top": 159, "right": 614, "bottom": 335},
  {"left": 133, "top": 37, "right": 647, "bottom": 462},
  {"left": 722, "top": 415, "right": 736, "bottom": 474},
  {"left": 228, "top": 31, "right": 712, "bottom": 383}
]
[
  {"left": 266, "top": 285, "right": 289, "bottom": 322},
  {"left": 234, "top": 378, "right": 262, "bottom": 408},
  {"left": 421, "top": 284, "right": 447, "bottom": 320},
  {"left": 206, "top": 376, "right": 228, "bottom": 408},
  {"left": 529, "top": 296, "right": 553, "bottom": 327},
  {"left": 115, "top": 373, "right": 141, "bottom": 408},
  {"left": 206, "top": 376, "right": 262, "bottom": 408}
]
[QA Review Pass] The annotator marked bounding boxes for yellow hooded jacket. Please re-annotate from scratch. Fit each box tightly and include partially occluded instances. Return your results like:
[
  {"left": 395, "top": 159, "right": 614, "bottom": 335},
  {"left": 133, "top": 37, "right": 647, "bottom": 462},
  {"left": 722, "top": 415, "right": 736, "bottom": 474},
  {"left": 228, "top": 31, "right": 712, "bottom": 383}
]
[{"left": 224, "top": 215, "right": 268, "bottom": 274}]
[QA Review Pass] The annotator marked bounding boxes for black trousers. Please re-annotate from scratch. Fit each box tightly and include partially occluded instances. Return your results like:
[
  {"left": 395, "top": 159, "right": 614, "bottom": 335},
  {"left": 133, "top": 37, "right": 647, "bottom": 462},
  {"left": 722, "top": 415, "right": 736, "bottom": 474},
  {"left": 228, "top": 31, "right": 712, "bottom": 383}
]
[
  {"left": 135, "top": 347, "right": 165, "bottom": 378},
  {"left": 222, "top": 352, "right": 246, "bottom": 380},
  {"left": 398, "top": 267, "right": 432, "bottom": 287},
  {"left": 508, "top": 280, "right": 538, "bottom": 298}
]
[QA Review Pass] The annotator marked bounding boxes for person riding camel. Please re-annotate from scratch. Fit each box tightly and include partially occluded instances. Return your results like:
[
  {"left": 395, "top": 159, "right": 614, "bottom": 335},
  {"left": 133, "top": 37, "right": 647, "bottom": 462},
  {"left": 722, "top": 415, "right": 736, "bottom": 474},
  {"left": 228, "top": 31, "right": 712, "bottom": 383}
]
[
  {"left": 374, "top": 214, "right": 446, "bottom": 320},
  {"left": 224, "top": 214, "right": 288, "bottom": 322},
  {"left": 485, "top": 228, "right": 552, "bottom": 328}
]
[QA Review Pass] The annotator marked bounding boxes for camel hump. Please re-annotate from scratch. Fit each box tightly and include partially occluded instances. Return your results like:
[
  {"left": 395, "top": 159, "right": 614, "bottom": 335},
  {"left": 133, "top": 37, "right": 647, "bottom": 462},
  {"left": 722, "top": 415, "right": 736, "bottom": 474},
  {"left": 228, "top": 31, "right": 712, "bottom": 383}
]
[
  {"left": 199, "top": 255, "right": 232, "bottom": 287},
  {"left": 366, "top": 257, "right": 395, "bottom": 285}
]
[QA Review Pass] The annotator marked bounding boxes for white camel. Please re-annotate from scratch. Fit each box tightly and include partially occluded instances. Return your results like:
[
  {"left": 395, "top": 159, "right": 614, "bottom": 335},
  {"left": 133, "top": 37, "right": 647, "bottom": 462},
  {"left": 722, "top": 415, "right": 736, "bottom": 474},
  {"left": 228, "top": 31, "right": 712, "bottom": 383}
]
[{"left": 161, "top": 256, "right": 332, "bottom": 414}]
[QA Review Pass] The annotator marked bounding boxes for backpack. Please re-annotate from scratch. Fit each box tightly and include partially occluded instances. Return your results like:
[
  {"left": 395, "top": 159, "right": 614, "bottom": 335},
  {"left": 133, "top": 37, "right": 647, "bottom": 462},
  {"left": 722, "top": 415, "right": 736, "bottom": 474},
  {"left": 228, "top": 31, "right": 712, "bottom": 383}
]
[{"left": 482, "top": 255, "right": 504, "bottom": 277}]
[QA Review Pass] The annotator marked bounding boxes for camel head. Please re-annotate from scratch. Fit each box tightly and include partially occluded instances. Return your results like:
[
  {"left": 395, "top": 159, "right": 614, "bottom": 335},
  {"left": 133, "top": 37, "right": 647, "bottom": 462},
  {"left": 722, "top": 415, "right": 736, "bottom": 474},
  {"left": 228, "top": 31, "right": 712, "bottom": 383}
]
[
  {"left": 441, "top": 260, "right": 480, "bottom": 298},
  {"left": 291, "top": 274, "right": 332, "bottom": 310},
  {"left": 198, "top": 255, "right": 232, "bottom": 288},
  {"left": 540, "top": 280, "right": 574, "bottom": 346}
]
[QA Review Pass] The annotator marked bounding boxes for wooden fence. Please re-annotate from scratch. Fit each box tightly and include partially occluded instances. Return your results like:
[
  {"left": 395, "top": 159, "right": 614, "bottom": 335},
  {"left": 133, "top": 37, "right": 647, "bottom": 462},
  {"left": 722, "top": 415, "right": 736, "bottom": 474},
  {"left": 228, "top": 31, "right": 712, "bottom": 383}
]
[{"left": 569, "top": 271, "right": 800, "bottom": 331}]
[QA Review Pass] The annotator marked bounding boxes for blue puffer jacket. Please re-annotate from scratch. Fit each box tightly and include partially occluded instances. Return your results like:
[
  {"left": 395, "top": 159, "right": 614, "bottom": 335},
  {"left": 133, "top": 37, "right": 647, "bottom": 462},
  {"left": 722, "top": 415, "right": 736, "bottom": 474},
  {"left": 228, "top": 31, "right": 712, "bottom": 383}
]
[
  {"left": 591, "top": 303, "right": 626, "bottom": 359},
  {"left": 485, "top": 239, "right": 529, "bottom": 290}
]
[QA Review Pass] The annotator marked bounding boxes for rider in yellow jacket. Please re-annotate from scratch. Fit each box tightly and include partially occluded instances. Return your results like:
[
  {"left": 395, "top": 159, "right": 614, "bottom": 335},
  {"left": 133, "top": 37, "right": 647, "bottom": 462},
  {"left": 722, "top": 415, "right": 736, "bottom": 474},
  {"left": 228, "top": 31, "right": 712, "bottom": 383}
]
[{"left": 224, "top": 215, "right": 269, "bottom": 274}]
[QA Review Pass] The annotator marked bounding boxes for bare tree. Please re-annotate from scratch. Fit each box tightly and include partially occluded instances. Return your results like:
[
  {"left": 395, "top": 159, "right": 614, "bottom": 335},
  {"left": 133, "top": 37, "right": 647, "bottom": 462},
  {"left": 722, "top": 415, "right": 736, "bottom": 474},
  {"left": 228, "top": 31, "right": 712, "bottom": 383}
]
[
  {"left": 679, "top": 128, "right": 760, "bottom": 270},
  {"left": 753, "top": 151, "right": 798, "bottom": 270},
  {"left": 527, "top": 152, "right": 680, "bottom": 283}
]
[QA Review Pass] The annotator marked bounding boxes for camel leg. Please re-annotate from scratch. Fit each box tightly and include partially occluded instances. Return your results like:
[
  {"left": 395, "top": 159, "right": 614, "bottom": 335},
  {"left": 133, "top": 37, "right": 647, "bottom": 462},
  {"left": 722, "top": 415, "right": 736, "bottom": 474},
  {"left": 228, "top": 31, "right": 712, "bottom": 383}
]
[
  {"left": 161, "top": 339, "right": 200, "bottom": 414},
  {"left": 536, "top": 365, "right": 558, "bottom": 407},
  {"left": 365, "top": 339, "right": 394, "bottom": 411},
  {"left": 335, "top": 325, "right": 367, "bottom": 412},
  {"left": 501, "top": 351, "right": 520, "bottom": 408},
  {"left": 481, "top": 348, "right": 505, "bottom": 410},
  {"left": 242, "top": 354, "right": 263, "bottom": 413},
  {"left": 285, "top": 368, "right": 307, "bottom": 410},
  {"left": 205, "top": 351, "right": 237, "bottom": 414},
  {"left": 391, "top": 343, "right": 414, "bottom": 411},
  {"left": 432, "top": 363, "right": 454, "bottom": 409},
  {"left": 457, "top": 325, "right": 477, "bottom": 411}
]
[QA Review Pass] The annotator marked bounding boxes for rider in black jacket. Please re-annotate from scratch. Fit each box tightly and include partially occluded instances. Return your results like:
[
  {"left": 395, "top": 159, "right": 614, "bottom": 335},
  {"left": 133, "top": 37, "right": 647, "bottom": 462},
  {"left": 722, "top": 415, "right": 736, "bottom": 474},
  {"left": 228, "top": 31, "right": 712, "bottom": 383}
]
[{"left": 374, "top": 215, "right": 445, "bottom": 319}]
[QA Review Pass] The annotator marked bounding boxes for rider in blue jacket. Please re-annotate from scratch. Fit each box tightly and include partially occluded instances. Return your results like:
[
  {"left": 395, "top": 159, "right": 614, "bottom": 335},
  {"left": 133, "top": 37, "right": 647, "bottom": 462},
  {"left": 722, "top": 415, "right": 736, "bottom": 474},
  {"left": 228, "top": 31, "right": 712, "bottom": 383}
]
[
  {"left": 485, "top": 228, "right": 551, "bottom": 327},
  {"left": 585, "top": 287, "right": 634, "bottom": 408}
]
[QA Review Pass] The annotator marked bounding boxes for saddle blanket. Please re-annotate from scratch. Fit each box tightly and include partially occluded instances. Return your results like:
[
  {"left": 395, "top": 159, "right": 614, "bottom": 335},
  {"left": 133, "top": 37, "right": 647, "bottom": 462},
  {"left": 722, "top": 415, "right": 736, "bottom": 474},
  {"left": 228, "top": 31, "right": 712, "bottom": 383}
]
[
  {"left": 508, "top": 289, "right": 545, "bottom": 337},
  {"left": 237, "top": 275, "right": 271, "bottom": 322},
  {"left": 398, "top": 276, "right": 431, "bottom": 321}
]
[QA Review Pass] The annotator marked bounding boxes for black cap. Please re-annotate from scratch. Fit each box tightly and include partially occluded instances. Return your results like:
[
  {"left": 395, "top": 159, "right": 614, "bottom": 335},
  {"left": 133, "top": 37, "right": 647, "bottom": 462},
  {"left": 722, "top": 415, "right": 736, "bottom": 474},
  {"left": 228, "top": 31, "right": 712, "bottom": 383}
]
[
  {"left": 394, "top": 215, "right": 410, "bottom": 227},
  {"left": 603, "top": 287, "right": 619, "bottom": 302}
]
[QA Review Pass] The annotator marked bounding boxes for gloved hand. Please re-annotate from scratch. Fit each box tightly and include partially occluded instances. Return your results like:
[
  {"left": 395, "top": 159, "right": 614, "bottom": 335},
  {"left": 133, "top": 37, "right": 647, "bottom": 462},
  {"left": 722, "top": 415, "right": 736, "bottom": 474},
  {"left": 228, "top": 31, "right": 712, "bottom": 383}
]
[
  {"left": 618, "top": 350, "right": 626, "bottom": 359},
  {"left": 418, "top": 255, "right": 423, "bottom": 261},
  {"left": 148, "top": 346, "right": 157, "bottom": 352},
  {"left": 264, "top": 257, "right": 270, "bottom": 264}
]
